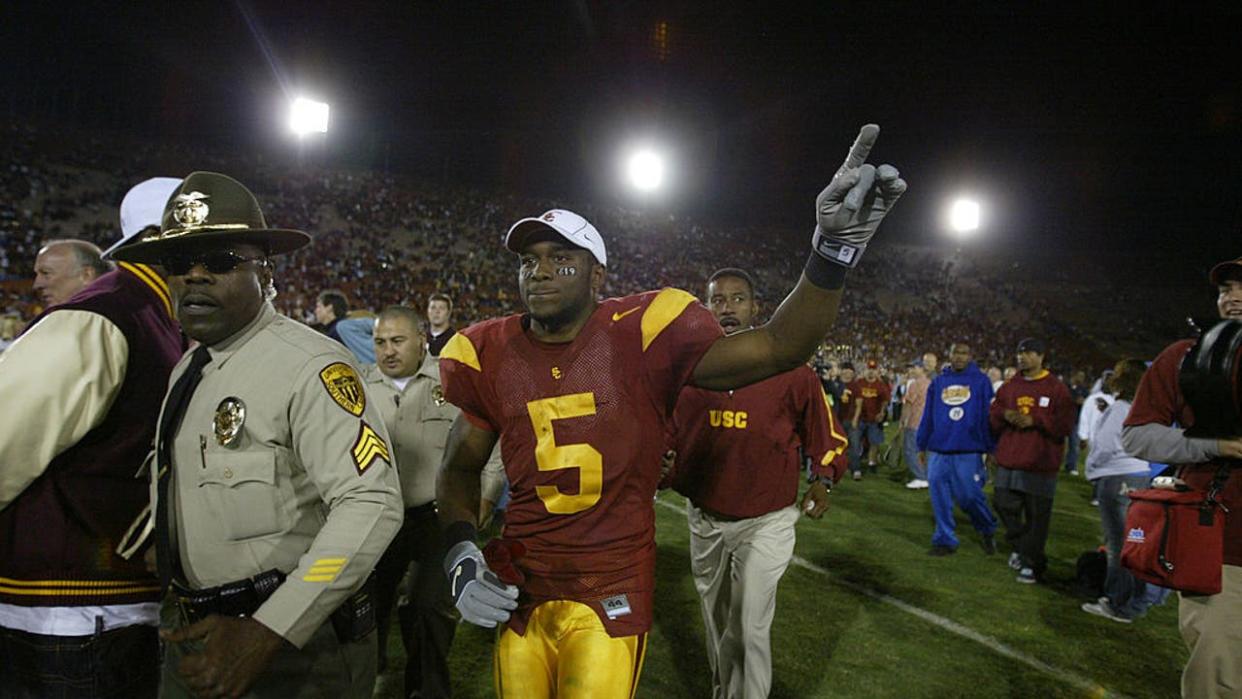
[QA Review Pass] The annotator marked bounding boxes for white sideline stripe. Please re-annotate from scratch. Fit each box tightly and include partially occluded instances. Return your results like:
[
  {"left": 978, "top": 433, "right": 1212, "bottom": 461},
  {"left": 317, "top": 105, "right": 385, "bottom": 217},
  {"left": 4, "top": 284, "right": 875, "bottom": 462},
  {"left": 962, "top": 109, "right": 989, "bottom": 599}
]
[{"left": 654, "top": 498, "right": 1129, "bottom": 699}]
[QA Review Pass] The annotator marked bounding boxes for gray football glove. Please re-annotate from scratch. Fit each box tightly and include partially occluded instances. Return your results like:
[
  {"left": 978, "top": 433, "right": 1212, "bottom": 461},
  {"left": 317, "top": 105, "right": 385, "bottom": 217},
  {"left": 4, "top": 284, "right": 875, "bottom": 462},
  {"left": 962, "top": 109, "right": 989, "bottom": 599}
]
[
  {"left": 444, "top": 540, "right": 519, "bottom": 628},
  {"left": 812, "top": 124, "right": 907, "bottom": 267}
]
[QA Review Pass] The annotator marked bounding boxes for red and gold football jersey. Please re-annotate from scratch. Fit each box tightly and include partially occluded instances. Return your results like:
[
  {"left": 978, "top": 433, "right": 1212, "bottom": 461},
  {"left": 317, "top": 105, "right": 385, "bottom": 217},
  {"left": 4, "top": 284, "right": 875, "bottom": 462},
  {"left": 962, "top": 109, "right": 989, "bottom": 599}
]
[
  {"left": 440, "top": 288, "right": 721, "bottom": 636},
  {"left": 671, "top": 366, "right": 848, "bottom": 519}
]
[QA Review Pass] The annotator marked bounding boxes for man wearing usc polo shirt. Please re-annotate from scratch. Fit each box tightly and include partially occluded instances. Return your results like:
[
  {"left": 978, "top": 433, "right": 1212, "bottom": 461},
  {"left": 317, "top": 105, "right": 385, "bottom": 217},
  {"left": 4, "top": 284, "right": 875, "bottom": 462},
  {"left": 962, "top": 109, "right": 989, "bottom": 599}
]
[
  {"left": 113, "top": 172, "right": 403, "bottom": 699},
  {"left": 670, "top": 267, "right": 848, "bottom": 699}
]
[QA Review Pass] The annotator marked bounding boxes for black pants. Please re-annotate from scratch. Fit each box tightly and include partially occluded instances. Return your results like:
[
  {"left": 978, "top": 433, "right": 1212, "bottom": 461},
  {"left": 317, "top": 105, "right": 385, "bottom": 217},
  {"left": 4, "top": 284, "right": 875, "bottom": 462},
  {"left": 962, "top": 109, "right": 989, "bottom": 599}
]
[
  {"left": 0, "top": 622, "right": 158, "bottom": 699},
  {"left": 373, "top": 503, "right": 456, "bottom": 698},
  {"left": 992, "top": 486, "right": 1054, "bottom": 577}
]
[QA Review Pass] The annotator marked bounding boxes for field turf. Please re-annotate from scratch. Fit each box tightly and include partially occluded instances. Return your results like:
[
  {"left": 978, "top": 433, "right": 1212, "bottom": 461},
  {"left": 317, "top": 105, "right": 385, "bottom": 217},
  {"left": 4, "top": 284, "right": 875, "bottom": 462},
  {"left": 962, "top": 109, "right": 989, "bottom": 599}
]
[{"left": 379, "top": 435, "right": 1186, "bottom": 698}]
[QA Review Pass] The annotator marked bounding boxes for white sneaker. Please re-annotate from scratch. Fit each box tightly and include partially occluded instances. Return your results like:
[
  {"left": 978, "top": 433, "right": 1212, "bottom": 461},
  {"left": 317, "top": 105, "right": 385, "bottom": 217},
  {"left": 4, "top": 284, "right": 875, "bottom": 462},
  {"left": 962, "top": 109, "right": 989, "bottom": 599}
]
[
  {"left": 1008, "top": 552, "right": 1022, "bottom": 571},
  {"left": 905, "top": 479, "right": 927, "bottom": 489},
  {"left": 1081, "top": 600, "right": 1132, "bottom": 624}
]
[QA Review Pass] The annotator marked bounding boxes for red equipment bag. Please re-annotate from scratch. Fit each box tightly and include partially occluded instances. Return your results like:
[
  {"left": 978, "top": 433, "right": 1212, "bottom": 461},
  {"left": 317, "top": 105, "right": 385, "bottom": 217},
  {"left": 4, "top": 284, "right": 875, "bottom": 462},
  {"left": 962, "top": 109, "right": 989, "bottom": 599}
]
[{"left": 1121, "top": 477, "right": 1227, "bottom": 595}]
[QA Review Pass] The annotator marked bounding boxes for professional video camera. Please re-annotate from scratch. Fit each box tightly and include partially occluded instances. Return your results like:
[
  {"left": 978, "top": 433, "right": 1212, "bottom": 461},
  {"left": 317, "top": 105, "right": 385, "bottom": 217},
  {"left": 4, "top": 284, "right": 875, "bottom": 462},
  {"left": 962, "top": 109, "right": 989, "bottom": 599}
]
[{"left": 1180, "top": 319, "right": 1242, "bottom": 439}]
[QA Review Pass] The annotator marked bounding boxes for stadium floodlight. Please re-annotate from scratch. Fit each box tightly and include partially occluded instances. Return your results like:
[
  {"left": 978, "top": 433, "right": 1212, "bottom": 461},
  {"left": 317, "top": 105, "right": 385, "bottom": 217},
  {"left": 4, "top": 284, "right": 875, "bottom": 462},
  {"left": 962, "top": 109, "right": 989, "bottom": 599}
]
[
  {"left": 289, "top": 97, "right": 329, "bottom": 136},
  {"left": 626, "top": 149, "right": 665, "bottom": 192},
  {"left": 948, "top": 198, "right": 981, "bottom": 237}
]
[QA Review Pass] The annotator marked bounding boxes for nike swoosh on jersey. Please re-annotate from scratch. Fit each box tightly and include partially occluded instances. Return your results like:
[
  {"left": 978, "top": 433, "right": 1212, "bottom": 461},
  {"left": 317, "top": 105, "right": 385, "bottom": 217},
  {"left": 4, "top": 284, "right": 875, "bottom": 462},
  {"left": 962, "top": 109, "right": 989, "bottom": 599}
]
[{"left": 611, "top": 307, "right": 641, "bottom": 322}]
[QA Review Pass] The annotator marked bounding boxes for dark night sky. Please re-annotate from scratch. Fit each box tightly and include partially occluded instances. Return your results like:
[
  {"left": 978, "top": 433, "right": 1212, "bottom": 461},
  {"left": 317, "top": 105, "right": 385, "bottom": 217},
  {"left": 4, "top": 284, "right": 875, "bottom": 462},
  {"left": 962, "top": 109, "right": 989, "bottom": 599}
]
[{"left": 4, "top": 2, "right": 1242, "bottom": 260}]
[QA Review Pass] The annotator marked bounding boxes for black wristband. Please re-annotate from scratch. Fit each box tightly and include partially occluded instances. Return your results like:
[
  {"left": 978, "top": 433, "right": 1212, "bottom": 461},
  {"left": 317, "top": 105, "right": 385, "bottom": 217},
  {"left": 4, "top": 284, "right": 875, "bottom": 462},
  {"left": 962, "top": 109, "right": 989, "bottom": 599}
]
[
  {"left": 804, "top": 253, "right": 849, "bottom": 290},
  {"left": 444, "top": 521, "right": 478, "bottom": 549}
]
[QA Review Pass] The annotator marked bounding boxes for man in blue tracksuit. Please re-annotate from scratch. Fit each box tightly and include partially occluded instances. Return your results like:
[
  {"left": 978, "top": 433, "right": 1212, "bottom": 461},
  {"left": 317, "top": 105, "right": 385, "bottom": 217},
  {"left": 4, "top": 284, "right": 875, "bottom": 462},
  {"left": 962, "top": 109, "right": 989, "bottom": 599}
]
[{"left": 916, "top": 342, "right": 999, "bottom": 556}]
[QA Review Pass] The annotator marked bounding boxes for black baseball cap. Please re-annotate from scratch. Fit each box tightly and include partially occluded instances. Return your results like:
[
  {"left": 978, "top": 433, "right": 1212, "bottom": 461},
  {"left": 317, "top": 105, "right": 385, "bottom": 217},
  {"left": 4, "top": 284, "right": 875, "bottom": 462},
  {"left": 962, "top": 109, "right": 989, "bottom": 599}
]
[
  {"left": 1016, "top": 338, "right": 1046, "bottom": 355},
  {"left": 1209, "top": 257, "right": 1242, "bottom": 285}
]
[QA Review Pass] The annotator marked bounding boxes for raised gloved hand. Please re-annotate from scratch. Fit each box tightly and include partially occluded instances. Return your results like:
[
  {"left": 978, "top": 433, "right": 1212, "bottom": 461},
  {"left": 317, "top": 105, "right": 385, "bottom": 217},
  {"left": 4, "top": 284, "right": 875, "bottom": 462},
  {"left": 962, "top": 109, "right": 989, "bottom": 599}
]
[
  {"left": 812, "top": 124, "right": 907, "bottom": 267},
  {"left": 444, "top": 540, "right": 519, "bottom": 628}
]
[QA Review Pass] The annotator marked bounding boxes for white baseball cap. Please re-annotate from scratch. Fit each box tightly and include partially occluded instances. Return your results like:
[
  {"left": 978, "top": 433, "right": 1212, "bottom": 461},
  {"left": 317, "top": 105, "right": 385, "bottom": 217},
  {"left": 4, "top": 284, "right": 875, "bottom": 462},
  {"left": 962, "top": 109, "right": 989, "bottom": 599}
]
[
  {"left": 103, "top": 177, "right": 183, "bottom": 259},
  {"left": 505, "top": 209, "right": 607, "bottom": 266}
]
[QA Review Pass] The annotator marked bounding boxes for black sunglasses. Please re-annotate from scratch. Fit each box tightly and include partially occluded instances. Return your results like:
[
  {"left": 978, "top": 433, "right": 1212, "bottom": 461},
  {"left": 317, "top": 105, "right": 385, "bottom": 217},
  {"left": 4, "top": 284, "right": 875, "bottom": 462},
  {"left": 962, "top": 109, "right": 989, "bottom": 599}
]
[{"left": 161, "top": 251, "right": 267, "bottom": 276}]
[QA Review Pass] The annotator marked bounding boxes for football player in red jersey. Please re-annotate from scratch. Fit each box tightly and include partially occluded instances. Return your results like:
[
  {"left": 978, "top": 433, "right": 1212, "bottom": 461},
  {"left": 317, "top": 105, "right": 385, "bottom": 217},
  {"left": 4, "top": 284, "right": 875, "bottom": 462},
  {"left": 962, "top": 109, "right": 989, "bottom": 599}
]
[
  {"left": 437, "top": 125, "right": 905, "bottom": 698},
  {"left": 669, "top": 267, "right": 848, "bottom": 698}
]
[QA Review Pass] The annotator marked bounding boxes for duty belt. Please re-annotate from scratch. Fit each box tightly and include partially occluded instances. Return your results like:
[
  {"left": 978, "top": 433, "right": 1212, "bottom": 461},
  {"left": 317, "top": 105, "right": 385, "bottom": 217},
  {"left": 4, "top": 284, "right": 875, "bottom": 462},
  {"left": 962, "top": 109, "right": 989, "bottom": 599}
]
[
  {"left": 172, "top": 569, "right": 286, "bottom": 623},
  {"left": 172, "top": 571, "right": 377, "bottom": 643}
]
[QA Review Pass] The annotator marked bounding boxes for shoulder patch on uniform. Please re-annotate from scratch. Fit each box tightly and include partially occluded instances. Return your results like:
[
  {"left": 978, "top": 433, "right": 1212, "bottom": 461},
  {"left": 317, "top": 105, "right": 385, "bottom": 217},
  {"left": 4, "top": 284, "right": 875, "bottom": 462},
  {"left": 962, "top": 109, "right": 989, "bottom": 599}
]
[
  {"left": 441, "top": 333, "right": 482, "bottom": 372},
  {"left": 351, "top": 421, "right": 390, "bottom": 475},
  {"left": 320, "top": 362, "right": 366, "bottom": 417},
  {"left": 641, "top": 288, "right": 698, "bottom": 352}
]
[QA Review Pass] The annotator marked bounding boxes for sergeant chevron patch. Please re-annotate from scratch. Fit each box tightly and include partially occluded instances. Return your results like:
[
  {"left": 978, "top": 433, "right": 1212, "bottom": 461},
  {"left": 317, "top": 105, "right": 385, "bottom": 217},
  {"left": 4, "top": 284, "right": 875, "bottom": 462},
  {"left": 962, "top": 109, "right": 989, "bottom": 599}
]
[{"left": 351, "top": 422, "right": 390, "bottom": 475}]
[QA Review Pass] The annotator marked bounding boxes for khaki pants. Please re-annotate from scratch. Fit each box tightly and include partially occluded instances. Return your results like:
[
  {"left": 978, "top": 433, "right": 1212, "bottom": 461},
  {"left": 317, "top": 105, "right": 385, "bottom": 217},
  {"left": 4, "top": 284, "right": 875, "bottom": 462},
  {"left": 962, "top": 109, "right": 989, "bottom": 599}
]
[
  {"left": 1181, "top": 564, "right": 1242, "bottom": 698},
  {"left": 159, "top": 598, "right": 376, "bottom": 699},
  {"left": 688, "top": 503, "right": 798, "bottom": 699}
]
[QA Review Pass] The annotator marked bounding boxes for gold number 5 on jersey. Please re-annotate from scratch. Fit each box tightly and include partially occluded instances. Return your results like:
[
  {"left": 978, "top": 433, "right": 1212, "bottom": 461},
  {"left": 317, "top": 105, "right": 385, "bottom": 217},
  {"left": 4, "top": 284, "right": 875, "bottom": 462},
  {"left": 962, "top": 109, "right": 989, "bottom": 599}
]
[{"left": 527, "top": 393, "right": 603, "bottom": 514}]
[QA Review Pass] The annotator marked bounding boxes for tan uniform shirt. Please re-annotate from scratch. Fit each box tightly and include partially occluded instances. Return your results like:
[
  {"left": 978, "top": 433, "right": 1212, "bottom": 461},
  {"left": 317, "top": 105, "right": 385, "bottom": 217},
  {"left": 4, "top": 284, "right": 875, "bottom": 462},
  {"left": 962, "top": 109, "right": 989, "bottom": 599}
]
[
  {"left": 362, "top": 356, "right": 455, "bottom": 509},
  {"left": 158, "top": 303, "right": 403, "bottom": 648},
  {"left": 363, "top": 356, "right": 504, "bottom": 509},
  {"left": 0, "top": 311, "right": 128, "bottom": 509}
]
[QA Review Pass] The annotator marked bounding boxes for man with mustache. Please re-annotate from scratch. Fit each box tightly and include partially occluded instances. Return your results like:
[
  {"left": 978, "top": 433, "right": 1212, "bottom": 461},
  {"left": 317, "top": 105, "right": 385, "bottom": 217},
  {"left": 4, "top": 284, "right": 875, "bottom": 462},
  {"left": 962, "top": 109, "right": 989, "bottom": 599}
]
[
  {"left": 362, "top": 304, "right": 500, "bottom": 698},
  {"left": 112, "top": 172, "right": 403, "bottom": 699}
]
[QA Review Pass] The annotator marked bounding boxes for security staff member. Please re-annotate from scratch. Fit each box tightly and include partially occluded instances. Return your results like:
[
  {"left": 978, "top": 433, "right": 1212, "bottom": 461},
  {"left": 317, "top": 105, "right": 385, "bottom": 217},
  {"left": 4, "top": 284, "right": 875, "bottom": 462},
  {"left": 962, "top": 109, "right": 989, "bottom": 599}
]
[
  {"left": 113, "top": 171, "right": 403, "bottom": 699},
  {"left": 363, "top": 305, "right": 470, "bottom": 698}
]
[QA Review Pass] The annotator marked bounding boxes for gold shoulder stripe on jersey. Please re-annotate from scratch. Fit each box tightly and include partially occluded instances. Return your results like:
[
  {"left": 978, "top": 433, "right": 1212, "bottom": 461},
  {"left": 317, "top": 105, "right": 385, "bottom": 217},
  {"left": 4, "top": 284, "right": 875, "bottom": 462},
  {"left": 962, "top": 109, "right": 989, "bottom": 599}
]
[
  {"left": 118, "top": 262, "right": 173, "bottom": 318},
  {"left": 611, "top": 306, "right": 641, "bottom": 322},
  {"left": 351, "top": 421, "right": 390, "bottom": 475},
  {"left": 320, "top": 362, "right": 366, "bottom": 417},
  {"left": 820, "top": 387, "right": 849, "bottom": 463},
  {"left": 441, "top": 333, "right": 481, "bottom": 372},
  {"left": 641, "top": 288, "right": 697, "bottom": 352}
]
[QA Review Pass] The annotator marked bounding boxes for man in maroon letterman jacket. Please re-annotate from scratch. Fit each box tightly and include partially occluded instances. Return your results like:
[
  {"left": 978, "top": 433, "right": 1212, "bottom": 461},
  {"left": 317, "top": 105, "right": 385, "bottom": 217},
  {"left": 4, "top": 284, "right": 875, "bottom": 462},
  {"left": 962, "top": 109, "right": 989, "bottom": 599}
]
[
  {"left": 989, "top": 337, "right": 1075, "bottom": 585},
  {"left": 0, "top": 178, "right": 185, "bottom": 698},
  {"left": 669, "top": 268, "right": 849, "bottom": 699}
]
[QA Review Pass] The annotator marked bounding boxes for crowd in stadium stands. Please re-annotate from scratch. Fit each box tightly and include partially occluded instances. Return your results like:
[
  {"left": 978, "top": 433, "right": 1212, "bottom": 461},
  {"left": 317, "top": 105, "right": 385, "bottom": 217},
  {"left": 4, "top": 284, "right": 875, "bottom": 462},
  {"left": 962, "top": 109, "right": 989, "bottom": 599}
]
[
  {"left": 3, "top": 121, "right": 1229, "bottom": 697},
  {"left": 0, "top": 123, "right": 1202, "bottom": 378}
]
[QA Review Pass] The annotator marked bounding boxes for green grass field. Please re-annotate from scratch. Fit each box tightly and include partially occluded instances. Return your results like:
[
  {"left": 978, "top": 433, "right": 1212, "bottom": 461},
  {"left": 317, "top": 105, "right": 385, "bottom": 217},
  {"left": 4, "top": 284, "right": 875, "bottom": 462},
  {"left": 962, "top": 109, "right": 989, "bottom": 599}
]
[{"left": 380, "top": 434, "right": 1187, "bottom": 698}]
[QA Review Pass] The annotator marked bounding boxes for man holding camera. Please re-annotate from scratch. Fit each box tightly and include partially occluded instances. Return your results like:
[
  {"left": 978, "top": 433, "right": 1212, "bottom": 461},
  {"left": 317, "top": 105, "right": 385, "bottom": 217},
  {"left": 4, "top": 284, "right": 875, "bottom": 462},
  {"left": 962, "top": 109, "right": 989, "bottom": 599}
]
[{"left": 1123, "top": 256, "right": 1242, "bottom": 699}]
